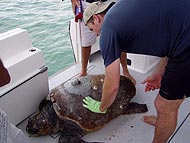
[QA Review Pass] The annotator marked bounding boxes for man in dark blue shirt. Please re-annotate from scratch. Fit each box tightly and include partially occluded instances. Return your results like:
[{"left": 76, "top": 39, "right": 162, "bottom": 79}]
[{"left": 82, "top": 0, "right": 190, "bottom": 142}]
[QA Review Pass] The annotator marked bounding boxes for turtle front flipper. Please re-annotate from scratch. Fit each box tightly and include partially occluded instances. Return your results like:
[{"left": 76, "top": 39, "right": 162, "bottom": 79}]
[
  {"left": 58, "top": 119, "right": 105, "bottom": 143},
  {"left": 84, "top": 141, "right": 105, "bottom": 143},
  {"left": 58, "top": 134, "right": 85, "bottom": 143},
  {"left": 59, "top": 129, "right": 105, "bottom": 143},
  {"left": 58, "top": 119, "right": 86, "bottom": 143},
  {"left": 123, "top": 102, "right": 148, "bottom": 114},
  {"left": 59, "top": 134, "right": 105, "bottom": 143}
]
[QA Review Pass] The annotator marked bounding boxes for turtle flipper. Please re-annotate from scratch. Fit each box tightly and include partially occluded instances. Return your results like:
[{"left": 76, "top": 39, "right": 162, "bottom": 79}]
[
  {"left": 123, "top": 102, "right": 148, "bottom": 114},
  {"left": 58, "top": 119, "right": 86, "bottom": 143},
  {"left": 38, "top": 98, "right": 52, "bottom": 111},
  {"left": 58, "top": 134, "right": 85, "bottom": 143},
  {"left": 85, "top": 142, "right": 105, "bottom": 143},
  {"left": 58, "top": 119, "right": 105, "bottom": 143},
  {"left": 59, "top": 134, "right": 104, "bottom": 143},
  {"left": 59, "top": 135, "right": 104, "bottom": 143},
  {"left": 84, "top": 142, "right": 105, "bottom": 143}
]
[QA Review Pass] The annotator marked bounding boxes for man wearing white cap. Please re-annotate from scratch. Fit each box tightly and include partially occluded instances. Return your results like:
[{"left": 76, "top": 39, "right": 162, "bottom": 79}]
[
  {"left": 82, "top": 0, "right": 190, "bottom": 143},
  {"left": 70, "top": 0, "right": 136, "bottom": 85}
]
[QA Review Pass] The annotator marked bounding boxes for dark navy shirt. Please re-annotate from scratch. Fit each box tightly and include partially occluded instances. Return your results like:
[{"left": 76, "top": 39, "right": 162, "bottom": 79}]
[{"left": 100, "top": 0, "right": 190, "bottom": 67}]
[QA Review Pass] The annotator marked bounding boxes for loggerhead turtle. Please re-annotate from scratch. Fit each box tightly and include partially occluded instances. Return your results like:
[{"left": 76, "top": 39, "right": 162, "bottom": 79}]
[{"left": 26, "top": 74, "right": 148, "bottom": 143}]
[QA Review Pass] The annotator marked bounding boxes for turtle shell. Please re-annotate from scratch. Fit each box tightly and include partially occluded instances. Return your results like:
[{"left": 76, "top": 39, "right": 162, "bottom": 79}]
[{"left": 50, "top": 74, "right": 136, "bottom": 132}]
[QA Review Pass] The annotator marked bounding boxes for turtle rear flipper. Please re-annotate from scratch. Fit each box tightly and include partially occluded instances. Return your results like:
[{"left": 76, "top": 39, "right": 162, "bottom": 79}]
[{"left": 124, "top": 102, "right": 148, "bottom": 114}]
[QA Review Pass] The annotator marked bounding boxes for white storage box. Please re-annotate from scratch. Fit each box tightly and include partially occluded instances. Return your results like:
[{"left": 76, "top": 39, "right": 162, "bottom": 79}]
[
  {"left": 0, "top": 28, "right": 49, "bottom": 125},
  {"left": 127, "top": 53, "right": 160, "bottom": 73}
]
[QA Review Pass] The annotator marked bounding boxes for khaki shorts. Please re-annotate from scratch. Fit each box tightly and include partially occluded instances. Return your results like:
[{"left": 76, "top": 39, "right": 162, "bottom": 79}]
[{"left": 81, "top": 1, "right": 97, "bottom": 47}]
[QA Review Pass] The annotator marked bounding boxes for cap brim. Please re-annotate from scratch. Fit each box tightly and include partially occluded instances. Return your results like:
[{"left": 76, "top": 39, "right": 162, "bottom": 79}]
[{"left": 84, "top": 1, "right": 115, "bottom": 25}]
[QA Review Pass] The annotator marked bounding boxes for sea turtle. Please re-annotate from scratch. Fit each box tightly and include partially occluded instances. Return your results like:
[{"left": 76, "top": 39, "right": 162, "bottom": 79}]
[{"left": 26, "top": 74, "right": 148, "bottom": 143}]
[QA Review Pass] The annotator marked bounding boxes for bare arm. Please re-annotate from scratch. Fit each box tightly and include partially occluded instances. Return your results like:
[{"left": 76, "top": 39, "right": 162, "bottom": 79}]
[
  {"left": 0, "top": 60, "right": 10, "bottom": 87},
  {"left": 99, "top": 58, "right": 120, "bottom": 112},
  {"left": 70, "top": 0, "right": 80, "bottom": 14},
  {"left": 120, "top": 52, "right": 136, "bottom": 85}
]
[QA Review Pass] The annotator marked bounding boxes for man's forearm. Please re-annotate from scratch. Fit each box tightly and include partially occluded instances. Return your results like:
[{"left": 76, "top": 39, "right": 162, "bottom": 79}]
[
  {"left": 99, "top": 59, "right": 120, "bottom": 112},
  {"left": 99, "top": 77, "right": 119, "bottom": 112}
]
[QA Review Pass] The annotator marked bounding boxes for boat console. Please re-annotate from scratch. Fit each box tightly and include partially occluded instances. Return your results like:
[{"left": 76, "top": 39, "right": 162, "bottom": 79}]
[{"left": 0, "top": 28, "right": 49, "bottom": 125}]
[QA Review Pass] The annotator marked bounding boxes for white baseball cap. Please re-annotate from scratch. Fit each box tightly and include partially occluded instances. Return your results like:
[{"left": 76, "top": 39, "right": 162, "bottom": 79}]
[{"left": 83, "top": 1, "right": 115, "bottom": 25}]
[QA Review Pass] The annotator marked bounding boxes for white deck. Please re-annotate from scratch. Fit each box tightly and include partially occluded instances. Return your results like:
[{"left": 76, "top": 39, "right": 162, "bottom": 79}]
[{"left": 18, "top": 51, "right": 189, "bottom": 143}]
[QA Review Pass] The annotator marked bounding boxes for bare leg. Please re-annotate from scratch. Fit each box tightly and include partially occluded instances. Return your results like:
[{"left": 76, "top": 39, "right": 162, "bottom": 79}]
[
  {"left": 120, "top": 52, "right": 136, "bottom": 85},
  {"left": 151, "top": 94, "right": 183, "bottom": 143},
  {"left": 79, "top": 46, "right": 91, "bottom": 76}
]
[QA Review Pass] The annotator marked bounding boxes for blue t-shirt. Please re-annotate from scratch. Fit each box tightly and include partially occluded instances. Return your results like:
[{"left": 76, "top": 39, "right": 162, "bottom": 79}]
[{"left": 100, "top": 0, "right": 190, "bottom": 67}]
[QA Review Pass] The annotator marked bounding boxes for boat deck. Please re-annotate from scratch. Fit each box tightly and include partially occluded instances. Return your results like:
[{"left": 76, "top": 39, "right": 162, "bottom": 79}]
[{"left": 18, "top": 51, "right": 189, "bottom": 143}]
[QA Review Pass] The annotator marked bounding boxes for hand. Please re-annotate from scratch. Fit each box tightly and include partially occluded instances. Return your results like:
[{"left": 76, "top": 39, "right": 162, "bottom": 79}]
[
  {"left": 142, "top": 57, "right": 167, "bottom": 92},
  {"left": 141, "top": 73, "right": 162, "bottom": 92},
  {"left": 71, "top": 0, "right": 80, "bottom": 14},
  {"left": 83, "top": 96, "right": 106, "bottom": 114}
]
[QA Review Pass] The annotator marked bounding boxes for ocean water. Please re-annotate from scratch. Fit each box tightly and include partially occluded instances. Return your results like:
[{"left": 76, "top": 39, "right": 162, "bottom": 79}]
[{"left": 0, "top": 0, "right": 75, "bottom": 76}]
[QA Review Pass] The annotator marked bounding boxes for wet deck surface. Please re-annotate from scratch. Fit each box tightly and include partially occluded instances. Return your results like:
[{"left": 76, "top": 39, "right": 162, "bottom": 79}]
[{"left": 18, "top": 51, "right": 189, "bottom": 143}]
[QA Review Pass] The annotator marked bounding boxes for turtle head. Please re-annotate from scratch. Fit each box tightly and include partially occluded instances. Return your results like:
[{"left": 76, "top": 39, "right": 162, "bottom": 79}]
[{"left": 26, "top": 99, "right": 59, "bottom": 136}]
